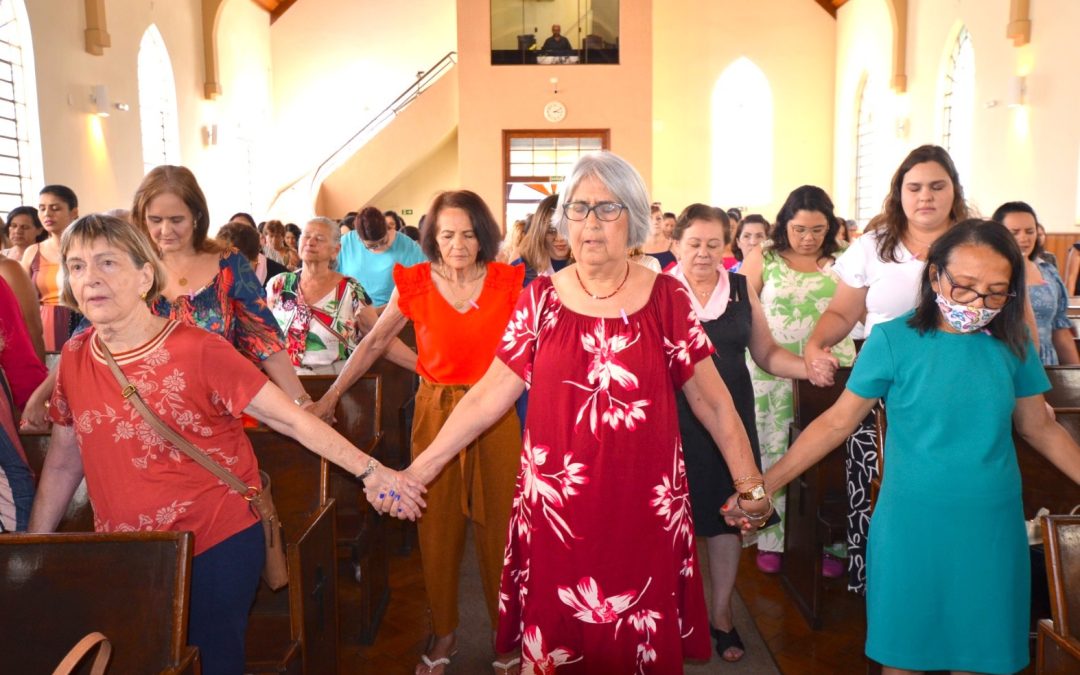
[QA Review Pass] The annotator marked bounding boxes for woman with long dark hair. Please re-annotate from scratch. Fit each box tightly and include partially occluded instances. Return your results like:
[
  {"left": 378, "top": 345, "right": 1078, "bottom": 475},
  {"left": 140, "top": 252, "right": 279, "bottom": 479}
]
[
  {"left": 740, "top": 219, "right": 1080, "bottom": 675},
  {"left": 738, "top": 185, "right": 854, "bottom": 576}
]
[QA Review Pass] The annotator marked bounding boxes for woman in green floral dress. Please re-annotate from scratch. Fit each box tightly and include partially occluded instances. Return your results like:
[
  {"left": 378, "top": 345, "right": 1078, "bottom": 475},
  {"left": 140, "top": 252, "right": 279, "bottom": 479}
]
[
  {"left": 738, "top": 186, "right": 855, "bottom": 574},
  {"left": 266, "top": 216, "right": 416, "bottom": 377}
]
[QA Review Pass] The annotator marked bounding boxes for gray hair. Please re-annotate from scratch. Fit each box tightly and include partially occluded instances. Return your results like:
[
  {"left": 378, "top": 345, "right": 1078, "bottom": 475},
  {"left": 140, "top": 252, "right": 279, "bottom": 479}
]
[
  {"left": 306, "top": 216, "right": 341, "bottom": 247},
  {"left": 553, "top": 151, "right": 651, "bottom": 249}
]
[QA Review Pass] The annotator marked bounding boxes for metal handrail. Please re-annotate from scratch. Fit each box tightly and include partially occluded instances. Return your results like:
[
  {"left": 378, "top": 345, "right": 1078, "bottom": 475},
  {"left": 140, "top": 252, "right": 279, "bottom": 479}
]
[{"left": 268, "top": 51, "right": 457, "bottom": 212}]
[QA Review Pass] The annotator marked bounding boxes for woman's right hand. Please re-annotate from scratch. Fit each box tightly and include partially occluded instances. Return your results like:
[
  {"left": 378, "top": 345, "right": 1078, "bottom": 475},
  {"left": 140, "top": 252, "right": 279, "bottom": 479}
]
[
  {"left": 308, "top": 395, "right": 338, "bottom": 424},
  {"left": 803, "top": 342, "right": 839, "bottom": 387},
  {"left": 20, "top": 378, "right": 53, "bottom": 430},
  {"left": 363, "top": 464, "right": 427, "bottom": 521}
]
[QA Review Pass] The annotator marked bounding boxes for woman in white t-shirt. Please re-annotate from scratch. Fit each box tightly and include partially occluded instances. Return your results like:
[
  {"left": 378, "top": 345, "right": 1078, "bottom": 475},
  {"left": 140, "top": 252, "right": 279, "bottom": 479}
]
[{"left": 802, "top": 145, "right": 971, "bottom": 593}]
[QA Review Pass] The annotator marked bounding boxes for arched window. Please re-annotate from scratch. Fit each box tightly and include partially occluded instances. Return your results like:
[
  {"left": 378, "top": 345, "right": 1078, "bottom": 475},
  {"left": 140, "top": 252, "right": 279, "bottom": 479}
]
[
  {"left": 941, "top": 27, "right": 974, "bottom": 181},
  {"left": 854, "top": 77, "right": 881, "bottom": 228},
  {"left": 138, "top": 25, "right": 180, "bottom": 174},
  {"left": 711, "top": 58, "right": 772, "bottom": 208},
  {"left": 0, "top": 0, "right": 42, "bottom": 218}
]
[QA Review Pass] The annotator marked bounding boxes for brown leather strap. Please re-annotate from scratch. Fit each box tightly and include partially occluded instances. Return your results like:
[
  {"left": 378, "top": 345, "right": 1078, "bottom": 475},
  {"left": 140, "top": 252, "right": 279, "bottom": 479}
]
[
  {"left": 52, "top": 632, "right": 112, "bottom": 675},
  {"left": 98, "top": 337, "right": 257, "bottom": 498}
]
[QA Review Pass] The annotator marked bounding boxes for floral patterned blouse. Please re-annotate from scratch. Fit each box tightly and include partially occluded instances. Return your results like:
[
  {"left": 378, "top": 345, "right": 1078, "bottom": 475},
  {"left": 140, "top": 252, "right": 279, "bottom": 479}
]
[
  {"left": 50, "top": 322, "right": 267, "bottom": 554},
  {"left": 265, "top": 272, "right": 371, "bottom": 371},
  {"left": 151, "top": 251, "right": 284, "bottom": 364}
]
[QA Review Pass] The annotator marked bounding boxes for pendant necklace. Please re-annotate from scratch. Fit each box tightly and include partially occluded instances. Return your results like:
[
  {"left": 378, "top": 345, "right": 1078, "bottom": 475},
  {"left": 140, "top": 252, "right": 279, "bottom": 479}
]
[
  {"left": 439, "top": 264, "right": 485, "bottom": 310},
  {"left": 576, "top": 261, "right": 631, "bottom": 300}
]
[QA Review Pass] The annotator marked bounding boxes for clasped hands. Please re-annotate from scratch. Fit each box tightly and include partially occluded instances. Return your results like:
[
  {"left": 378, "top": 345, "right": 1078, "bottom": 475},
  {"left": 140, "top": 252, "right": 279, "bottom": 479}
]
[
  {"left": 720, "top": 492, "right": 774, "bottom": 532},
  {"left": 804, "top": 344, "right": 840, "bottom": 388},
  {"left": 362, "top": 464, "right": 428, "bottom": 521}
]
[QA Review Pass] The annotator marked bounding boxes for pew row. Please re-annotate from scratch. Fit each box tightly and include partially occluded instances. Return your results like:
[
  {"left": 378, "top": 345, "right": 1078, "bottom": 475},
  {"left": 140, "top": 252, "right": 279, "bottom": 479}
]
[
  {"left": 0, "top": 531, "right": 198, "bottom": 674},
  {"left": 1037, "top": 515, "right": 1080, "bottom": 674},
  {"left": 785, "top": 369, "right": 858, "bottom": 630}
]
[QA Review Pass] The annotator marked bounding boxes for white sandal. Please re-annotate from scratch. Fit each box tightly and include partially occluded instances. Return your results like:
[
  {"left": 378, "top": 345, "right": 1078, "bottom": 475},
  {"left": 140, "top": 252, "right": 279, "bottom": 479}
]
[
  {"left": 492, "top": 656, "right": 521, "bottom": 673},
  {"left": 418, "top": 650, "right": 457, "bottom": 674}
]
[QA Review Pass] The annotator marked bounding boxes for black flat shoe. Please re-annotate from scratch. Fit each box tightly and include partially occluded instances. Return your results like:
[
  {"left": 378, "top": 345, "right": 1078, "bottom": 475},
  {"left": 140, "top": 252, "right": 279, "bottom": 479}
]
[{"left": 710, "top": 624, "right": 745, "bottom": 662}]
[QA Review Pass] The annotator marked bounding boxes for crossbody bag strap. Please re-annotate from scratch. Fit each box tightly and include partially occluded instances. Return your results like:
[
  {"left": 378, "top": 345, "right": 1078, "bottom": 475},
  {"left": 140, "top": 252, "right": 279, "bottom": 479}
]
[{"left": 98, "top": 338, "right": 256, "bottom": 498}]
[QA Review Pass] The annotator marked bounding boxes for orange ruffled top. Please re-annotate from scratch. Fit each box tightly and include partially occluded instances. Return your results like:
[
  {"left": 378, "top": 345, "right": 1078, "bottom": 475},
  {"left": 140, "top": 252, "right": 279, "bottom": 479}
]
[{"left": 393, "top": 261, "right": 524, "bottom": 385}]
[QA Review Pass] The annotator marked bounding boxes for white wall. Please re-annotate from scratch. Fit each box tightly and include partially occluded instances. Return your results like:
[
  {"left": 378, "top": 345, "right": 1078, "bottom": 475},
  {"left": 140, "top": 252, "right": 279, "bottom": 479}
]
[
  {"left": 268, "top": 0, "right": 457, "bottom": 200},
  {"left": 836, "top": 0, "right": 1080, "bottom": 230},
  {"left": 23, "top": 0, "right": 272, "bottom": 224}
]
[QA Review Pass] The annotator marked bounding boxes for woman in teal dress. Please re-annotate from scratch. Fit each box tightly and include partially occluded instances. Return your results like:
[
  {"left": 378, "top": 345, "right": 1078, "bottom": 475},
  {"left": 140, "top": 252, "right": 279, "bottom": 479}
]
[{"left": 736, "top": 220, "right": 1080, "bottom": 674}]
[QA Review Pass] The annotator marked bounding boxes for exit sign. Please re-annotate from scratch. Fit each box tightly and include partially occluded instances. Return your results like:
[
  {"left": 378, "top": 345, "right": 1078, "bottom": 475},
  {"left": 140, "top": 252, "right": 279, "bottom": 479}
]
[{"left": 402, "top": 209, "right": 413, "bottom": 215}]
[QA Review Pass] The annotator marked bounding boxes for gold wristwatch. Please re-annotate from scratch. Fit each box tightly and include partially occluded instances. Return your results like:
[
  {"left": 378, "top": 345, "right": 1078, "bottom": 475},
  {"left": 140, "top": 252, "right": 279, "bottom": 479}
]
[{"left": 738, "top": 485, "right": 767, "bottom": 501}]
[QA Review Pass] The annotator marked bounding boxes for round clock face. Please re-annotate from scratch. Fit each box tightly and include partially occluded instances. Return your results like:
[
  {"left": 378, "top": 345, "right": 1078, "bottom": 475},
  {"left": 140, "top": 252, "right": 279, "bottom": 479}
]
[{"left": 544, "top": 101, "right": 567, "bottom": 123}]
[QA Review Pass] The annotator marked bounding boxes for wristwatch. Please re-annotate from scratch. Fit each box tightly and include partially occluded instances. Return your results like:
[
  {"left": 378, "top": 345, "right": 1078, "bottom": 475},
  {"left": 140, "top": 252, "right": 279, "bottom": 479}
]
[
  {"left": 738, "top": 485, "right": 767, "bottom": 501},
  {"left": 294, "top": 392, "right": 313, "bottom": 406}
]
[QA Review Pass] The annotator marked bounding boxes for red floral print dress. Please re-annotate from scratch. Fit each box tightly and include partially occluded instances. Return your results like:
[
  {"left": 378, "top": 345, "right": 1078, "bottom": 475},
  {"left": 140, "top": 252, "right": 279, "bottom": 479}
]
[{"left": 495, "top": 274, "right": 714, "bottom": 674}]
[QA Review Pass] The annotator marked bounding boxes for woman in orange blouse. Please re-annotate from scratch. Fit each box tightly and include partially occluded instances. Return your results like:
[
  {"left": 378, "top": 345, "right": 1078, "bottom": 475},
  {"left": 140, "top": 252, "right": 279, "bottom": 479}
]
[{"left": 312, "top": 190, "right": 524, "bottom": 675}]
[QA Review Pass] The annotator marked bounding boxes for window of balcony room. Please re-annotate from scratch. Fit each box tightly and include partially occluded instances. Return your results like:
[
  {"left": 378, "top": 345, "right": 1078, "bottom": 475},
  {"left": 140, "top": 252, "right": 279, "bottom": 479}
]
[{"left": 491, "top": 0, "right": 619, "bottom": 65}]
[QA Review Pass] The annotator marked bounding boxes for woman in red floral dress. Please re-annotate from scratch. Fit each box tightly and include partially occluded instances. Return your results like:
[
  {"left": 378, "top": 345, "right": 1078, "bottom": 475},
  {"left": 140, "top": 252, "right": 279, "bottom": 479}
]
[{"left": 387, "top": 153, "right": 773, "bottom": 674}]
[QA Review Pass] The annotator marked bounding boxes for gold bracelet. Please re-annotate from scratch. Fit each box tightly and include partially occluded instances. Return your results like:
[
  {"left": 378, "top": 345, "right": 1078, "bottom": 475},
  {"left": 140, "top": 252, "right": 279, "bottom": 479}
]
[
  {"left": 733, "top": 475, "right": 764, "bottom": 488},
  {"left": 735, "top": 496, "right": 774, "bottom": 522}
]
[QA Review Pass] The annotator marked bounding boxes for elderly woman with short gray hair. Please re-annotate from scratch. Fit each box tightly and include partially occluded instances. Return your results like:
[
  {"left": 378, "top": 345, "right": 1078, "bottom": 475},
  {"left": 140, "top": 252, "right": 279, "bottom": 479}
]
[
  {"left": 396, "top": 151, "right": 772, "bottom": 673},
  {"left": 266, "top": 216, "right": 416, "bottom": 375}
]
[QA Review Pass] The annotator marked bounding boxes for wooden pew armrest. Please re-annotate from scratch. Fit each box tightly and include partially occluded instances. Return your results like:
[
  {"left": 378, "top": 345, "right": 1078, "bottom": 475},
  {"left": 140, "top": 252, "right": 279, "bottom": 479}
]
[
  {"left": 360, "top": 430, "right": 385, "bottom": 460},
  {"left": 1038, "top": 618, "right": 1080, "bottom": 673},
  {"left": 163, "top": 646, "right": 200, "bottom": 675}
]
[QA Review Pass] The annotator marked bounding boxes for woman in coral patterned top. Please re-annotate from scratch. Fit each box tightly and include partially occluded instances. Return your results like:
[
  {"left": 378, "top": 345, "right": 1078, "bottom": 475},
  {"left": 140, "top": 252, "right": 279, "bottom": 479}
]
[
  {"left": 28, "top": 214, "right": 425, "bottom": 675},
  {"left": 385, "top": 153, "right": 772, "bottom": 674},
  {"left": 313, "top": 191, "right": 524, "bottom": 675}
]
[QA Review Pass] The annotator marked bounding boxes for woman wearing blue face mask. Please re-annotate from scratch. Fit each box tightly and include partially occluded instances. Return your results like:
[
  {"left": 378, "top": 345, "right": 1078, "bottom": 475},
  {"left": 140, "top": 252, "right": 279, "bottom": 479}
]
[{"left": 730, "top": 219, "right": 1080, "bottom": 675}]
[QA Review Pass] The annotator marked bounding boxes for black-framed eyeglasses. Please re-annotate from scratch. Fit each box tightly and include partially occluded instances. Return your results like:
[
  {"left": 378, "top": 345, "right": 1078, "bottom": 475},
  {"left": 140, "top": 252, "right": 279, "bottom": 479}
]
[
  {"left": 938, "top": 267, "right": 1015, "bottom": 310},
  {"left": 562, "top": 201, "right": 626, "bottom": 222}
]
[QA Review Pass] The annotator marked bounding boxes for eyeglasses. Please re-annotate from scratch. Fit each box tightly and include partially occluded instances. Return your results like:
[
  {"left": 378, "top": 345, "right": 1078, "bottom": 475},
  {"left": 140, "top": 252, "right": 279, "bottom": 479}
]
[
  {"left": 362, "top": 235, "right": 390, "bottom": 251},
  {"left": 937, "top": 267, "right": 1015, "bottom": 310},
  {"left": 563, "top": 201, "right": 626, "bottom": 222},
  {"left": 545, "top": 226, "right": 558, "bottom": 237},
  {"left": 788, "top": 225, "right": 827, "bottom": 239}
]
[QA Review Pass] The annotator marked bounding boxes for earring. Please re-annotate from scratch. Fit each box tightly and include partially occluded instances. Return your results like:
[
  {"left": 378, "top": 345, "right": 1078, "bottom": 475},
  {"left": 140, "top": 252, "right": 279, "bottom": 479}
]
[{"left": 140, "top": 290, "right": 148, "bottom": 301}]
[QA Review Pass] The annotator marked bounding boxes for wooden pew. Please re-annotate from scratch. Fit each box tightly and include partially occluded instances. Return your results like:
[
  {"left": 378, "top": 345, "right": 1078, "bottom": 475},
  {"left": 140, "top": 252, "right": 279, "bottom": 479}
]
[
  {"left": 300, "top": 373, "right": 391, "bottom": 643},
  {"left": 19, "top": 430, "right": 94, "bottom": 532},
  {"left": 1037, "top": 515, "right": 1080, "bottom": 674},
  {"left": 0, "top": 531, "right": 198, "bottom": 674},
  {"left": 784, "top": 369, "right": 854, "bottom": 629},
  {"left": 1022, "top": 367, "right": 1080, "bottom": 518},
  {"left": 243, "top": 422, "right": 339, "bottom": 674}
]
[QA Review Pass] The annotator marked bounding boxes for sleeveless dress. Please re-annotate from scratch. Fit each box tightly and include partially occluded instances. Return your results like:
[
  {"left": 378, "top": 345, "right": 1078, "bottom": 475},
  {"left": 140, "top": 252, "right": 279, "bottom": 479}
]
[
  {"left": 496, "top": 274, "right": 713, "bottom": 673},
  {"left": 30, "top": 249, "right": 74, "bottom": 352},
  {"left": 748, "top": 248, "right": 855, "bottom": 553},
  {"left": 676, "top": 273, "right": 762, "bottom": 536}
]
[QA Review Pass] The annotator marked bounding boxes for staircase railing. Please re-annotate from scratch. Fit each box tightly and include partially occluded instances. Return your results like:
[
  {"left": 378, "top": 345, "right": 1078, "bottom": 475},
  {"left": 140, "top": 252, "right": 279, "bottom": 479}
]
[{"left": 267, "top": 51, "right": 458, "bottom": 215}]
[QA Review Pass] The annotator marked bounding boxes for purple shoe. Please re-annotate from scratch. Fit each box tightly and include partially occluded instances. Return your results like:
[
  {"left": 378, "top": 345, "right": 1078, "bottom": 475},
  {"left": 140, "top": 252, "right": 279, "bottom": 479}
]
[
  {"left": 822, "top": 553, "right": 844, "bottom": 579},
  {"left": 756, "top": 551, "right": 781, "bottom": 574}
]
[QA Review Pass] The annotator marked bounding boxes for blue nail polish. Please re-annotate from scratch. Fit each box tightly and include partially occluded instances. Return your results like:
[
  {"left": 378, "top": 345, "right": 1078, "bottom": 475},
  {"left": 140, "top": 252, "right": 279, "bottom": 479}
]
[
  {"left": 378, "top": 493, "right": 385, "bottom": 499},
  {"left": 394, "top": 494, "right": 401, "bottom": 501},
  {"left": 389, "top": 489, "right": 395, "bottom": 497}
]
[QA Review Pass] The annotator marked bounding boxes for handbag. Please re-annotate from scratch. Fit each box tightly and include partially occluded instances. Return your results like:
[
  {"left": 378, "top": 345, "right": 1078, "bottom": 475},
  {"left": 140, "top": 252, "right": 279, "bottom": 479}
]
[
  {"left": 52, "top": 632, "right": 111, "bottom": 675},
  {"left": 99, "top": 341, "right": 289, "bottom": 590}
]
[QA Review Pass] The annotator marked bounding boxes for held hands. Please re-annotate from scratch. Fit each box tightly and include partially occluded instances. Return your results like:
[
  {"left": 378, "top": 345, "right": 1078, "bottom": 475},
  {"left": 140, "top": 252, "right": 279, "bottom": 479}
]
[
  {"left": 804, "top": 343, "right": 839, "bottom": 387},
  {"left": 720, "top": 492, "right": 774, "bottom": 533},
  {"left": 307, "top": 396, "right": 337, "bottom": 424},
  {"left": 363, "top": 464, "right": 427, "bottom": 521},
  {"left": 19, "top": 387, "right": 51, "bottom": 431}
]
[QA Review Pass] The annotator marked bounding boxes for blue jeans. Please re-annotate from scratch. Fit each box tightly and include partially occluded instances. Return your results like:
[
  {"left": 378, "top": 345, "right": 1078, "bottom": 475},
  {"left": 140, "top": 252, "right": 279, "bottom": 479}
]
[
  {"left": 188, "top": 521, "right": 264, "bottom": 675},
  {"left": 0, "top": 427, "right": 34, "bottom": 531}
]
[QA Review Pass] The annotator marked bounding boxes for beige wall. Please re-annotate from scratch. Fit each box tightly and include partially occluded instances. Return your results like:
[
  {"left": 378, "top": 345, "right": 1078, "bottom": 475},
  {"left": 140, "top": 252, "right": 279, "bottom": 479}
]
[
  {"left": 457, "top": 0, "right": 652, "bottom": 228},
  {"left": 836, "top": 0, "right": 1080, "bottom": 230},
  {"left": 369, "top": 130, "right": 461, "bottom": 226},
  {"left": 652, "top": 0, "right": 836, "bottom": 219},
  {"left": 24, "top": 0, "right": 271, "bottom": 222},
  {"left": 268, "top": 0, "right": 457, "bottom": 196}
]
